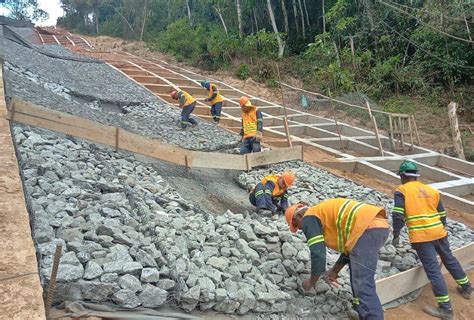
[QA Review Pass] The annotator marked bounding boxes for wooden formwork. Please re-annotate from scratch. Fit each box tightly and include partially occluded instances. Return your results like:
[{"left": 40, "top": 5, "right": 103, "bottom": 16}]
[{"left": 6, "top": 98, "right": 303, "bottom": 171}]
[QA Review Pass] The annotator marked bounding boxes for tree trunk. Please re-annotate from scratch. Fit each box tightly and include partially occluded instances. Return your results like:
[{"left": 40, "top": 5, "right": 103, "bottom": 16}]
[
  {"left": 253, "top": 9, "right": 259, "bottom": 32},
  {"left": 448, "top": 102, "right": 466, "bottom": 160},
  {"left": 322, "top": 0, "right": 326, "bottom": 33},
  {"left": 303, "top": 0, "right": 310, "bottom": 26},
  {"left": 214, "top": 5, "right": 228, "bottom": 34},
  {"left": 139, "top": 0, "right": 148, "bottom": 42},
  {"left": 167, "top": 0, "right": 171, "bottom": 20},
  {"left": 298, "top": 0, "right": 305, "bottom": 38},
  {"left": 292, "top": 0, "right": 299, "bottom": 34},
  {"left": 236, "top": 0, "right": 243, "bottom": 37},
  {"left": 280, "top": 0, "right": 289, "bottom": 38},
  {"left": 349, "top": 35, "right": 357, "bottom": 69},
  {"left": 266, "top": 0, "right": 285, "bottom": 58},
  {"left": 186, "top": 0, "right": 192, "bottom": 25},
  {"left": 95, "top": 10, "right": 99, "bottom": 34}
]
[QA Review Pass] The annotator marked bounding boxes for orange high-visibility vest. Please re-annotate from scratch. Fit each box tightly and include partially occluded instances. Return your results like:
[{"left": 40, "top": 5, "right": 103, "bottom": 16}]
[
  {"left": 180, "top": 90, "right": 196, "bottom": 108},
  {"left": 396, "top": 181, "right": 447, "bottom": 243},
  {"left": 242, "top": 107, "right": 258, "bottom": 138},
  {"left": 261, "top": 175, "right": 287, "bottom": 197},
  {"left": 305, "top": 198, "right": 386, "bottom": 253},
  {"left": 208, "top": 83, "right": 224, "bottom": 105}
]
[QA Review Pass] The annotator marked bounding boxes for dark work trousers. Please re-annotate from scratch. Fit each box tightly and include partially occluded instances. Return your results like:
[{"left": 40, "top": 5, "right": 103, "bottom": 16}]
[
  {"left": 181, "top": 102, "right": 197, "bottom": 128},
  {"left": 249, "top": 184, "right": 276, "bottom": 212},
  {"left": 211, "top": 102, "right": 222, "bottom": 123},
  {"left": 349, "top": 228, "right": 389, "bottom": 320},
  {"left": 412, "top": 236, "right": 471, "bottom": 309},
  {"left": 240, "top": 137, "right": 261, "bottom": 154}
]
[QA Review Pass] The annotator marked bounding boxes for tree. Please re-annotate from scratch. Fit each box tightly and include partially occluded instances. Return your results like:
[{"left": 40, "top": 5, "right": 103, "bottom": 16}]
[
  {"left": 266, "top": 0, "right": 284, "bottom": 58},
  {"left": 236, "top": 0, "right": 243, "bottom": 37},
  {"left": 3, "top": 0, "right": 48, "bottom": 22}
]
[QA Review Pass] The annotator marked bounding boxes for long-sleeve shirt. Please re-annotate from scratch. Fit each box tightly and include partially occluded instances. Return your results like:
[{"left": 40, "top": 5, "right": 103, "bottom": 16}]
[
  {"left": 392, "top": 191, "right": 447, "bottom": 237},
  {"left": 301, "top": 216, "right": 349, "bottom": 276}
]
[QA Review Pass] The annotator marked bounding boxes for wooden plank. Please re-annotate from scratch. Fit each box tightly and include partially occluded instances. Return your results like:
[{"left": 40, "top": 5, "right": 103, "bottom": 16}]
[
  {"left": 8, "top": 112, "right": 116, "bottom": 147},
  {"left": 188, "top": 151, "right": 247, "bottom": 170},
  {"left": 247, "top": 146, "right": 303, "bottom": 168},
  {"left": 376, "top": 243, "right": 474, "bottom": 305},
  {"left": 119, "top": 130, "right": 187, "bottom": 166}
]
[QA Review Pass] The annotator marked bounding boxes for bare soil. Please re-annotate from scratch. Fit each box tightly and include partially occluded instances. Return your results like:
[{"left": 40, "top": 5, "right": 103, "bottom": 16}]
[{"left": 0, "top": 108, "right": 45, "bottom": 318}]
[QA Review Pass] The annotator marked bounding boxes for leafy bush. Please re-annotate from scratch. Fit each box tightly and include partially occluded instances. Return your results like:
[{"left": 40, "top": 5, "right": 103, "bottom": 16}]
[
  {"left": 235, "top": 63, "right": 250, "bottom": 80},
  {"left": 241, "top": 30, "right": 280, "bottom": 59}
]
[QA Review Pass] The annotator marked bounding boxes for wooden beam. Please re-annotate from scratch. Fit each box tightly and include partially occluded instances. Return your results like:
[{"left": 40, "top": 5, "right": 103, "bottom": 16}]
[
  {"left": 247, "top": 146, "right": 303, "bottom": 168},
  {"left": 376, "top": 243, "right": 474, "bottom": 305},
  {"left": 7, "top": 98, "right": 302, "bottom": 171}
]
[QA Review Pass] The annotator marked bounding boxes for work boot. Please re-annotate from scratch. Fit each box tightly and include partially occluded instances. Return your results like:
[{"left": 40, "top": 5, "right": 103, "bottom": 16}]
[
  {"left": 422, "top": 305, "right": 453, "bottom": 320},
  {"left": 457, "top": 285, "right": 472, "bottom": 299}
]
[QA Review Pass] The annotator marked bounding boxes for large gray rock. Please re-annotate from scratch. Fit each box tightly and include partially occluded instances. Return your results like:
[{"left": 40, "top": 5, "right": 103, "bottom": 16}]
[
  {"left": 141, "top": 268, "right": 160, "bottom": 283},
  {"left": 236, "top": 239, "right": 259, "bottom": 260},
  {"left": 118, "top": 274, "right": 142, "bottom": 292},
  {"left": 213, "top": 298, "right": 240, "bottom": 314},
  {"left": 239, "top": 225, "right": 258, "bottom": 242},
  {"left": 122, "top": 262, "right": 143, "bottom": 276},
  {"left": 83, "top": 261, "right": 103, "bottom": 280},
  {"left": 139, "top": 286, "right": 168, "bottom": 308},
  {"left": 180, "top": 285, "right": 200, "bottom": 311},
  {"left": 206, "top": 256, "right": 229, "bottom": 271},
  {"left": 157, "top": 279, "right": 176, "bottom": 291},
  {"left": 281, "top": 242, "right": 298, "bottom": 258},
  {"left": 112, "top": 289, "right": 141, "bottom": 308}
]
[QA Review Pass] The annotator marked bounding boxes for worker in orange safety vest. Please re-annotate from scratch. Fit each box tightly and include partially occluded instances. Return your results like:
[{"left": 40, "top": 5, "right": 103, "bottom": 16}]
[
  {"left": 239, "top": 96, "right": 263, "bottom": 154},
  {"left": 285, "top": 198, "right": 389, "bottom": 320},
  {"left": 201, "top": 80, "right": 224, "bottom": 123},
  {"left": 392, "top": 160, "right": 471, "bottom": 319},
  {"left": 171, "top": 90, "right": 198, "bottom": 129},
  {"left": 249, "top": 171, "right": 295, "bottom": 219}
]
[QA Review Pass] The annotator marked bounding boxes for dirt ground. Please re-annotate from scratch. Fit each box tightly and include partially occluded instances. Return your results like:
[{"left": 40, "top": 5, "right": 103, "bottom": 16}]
[
  {"left": 385, "top": 269, "right": 474, "bottom": 320},
  {"left": 0, "top": 80, "right": 45, "bottom": 318}
]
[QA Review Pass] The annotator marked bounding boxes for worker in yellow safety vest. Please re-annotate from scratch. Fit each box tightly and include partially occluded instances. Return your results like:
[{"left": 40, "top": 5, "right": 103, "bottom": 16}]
[
  {"left": 201, "top": 80, "right": 224, "bottom": 124},
  {"left": 249, "top": 171, "right": 295, "bottom": 219},
  {"left": 285, "top": 198, "right": 389, "bottom": 320},
  {"left": 392, "top": 160, "right": 471, "bottom": 319},
  {"left": 239, "top": 96, "right": 263, "bottom": 154},
  {"left": 171, "top": 90, "right": 198, "bottom": 129}
]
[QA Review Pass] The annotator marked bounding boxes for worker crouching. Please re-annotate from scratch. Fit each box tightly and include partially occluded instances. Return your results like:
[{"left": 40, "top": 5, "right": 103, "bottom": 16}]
[
  {"left": 249, "top": 171, "right": 295, "bottom": 219},
  {"left": 239, "top": 96, "right": 263, "bottom": 154},
  {"left": 286, "top": 198, "right": 389, "bottom": 320},
  {"left": 171, "top": 90, "right": 198, "bottom": 129},
  {"left": 392, "top": 160, "right": 471, "bottom": 319},
  {"left": 201, "top": 80, "right": 223, "bottom": 124}
]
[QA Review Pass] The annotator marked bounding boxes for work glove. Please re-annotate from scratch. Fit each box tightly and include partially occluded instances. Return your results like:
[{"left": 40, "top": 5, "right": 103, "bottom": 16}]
[
  {"left": 255, "top": 131, "right": 263, "bottom": 142},
  {"left": 392, "top": 234, "right": 400, "bottom": 246}
]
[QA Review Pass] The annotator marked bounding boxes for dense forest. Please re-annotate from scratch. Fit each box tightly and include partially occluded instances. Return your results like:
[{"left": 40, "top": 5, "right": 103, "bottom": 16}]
[{"left": 5, "top": 1, "right": 474, "bottom": 121}]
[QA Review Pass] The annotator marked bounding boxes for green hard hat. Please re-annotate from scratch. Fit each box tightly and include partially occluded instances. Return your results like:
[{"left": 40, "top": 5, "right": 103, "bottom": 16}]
[{"left": 398, "top": 160, "right": 419, "bottom": 176}]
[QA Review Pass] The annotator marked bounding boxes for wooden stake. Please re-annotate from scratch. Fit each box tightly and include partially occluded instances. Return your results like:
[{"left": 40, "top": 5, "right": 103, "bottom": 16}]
[
  {"left": 245, "top": 153, "right": 250, "bottom": 171},
  {"left": 45, "top": 243, "right": 62, "bottom": 319},
  {"left": 411, "top": 115, "right": 421, "bottom": 146},
  {"left": 407, "top": 116, "right": 414, "bottom": 150},
  {"left": 447, "top": 102, "right": 465, "bottom": 160},
  {"left": 388, "top": 114, "right": 395, "bottom": 151},
  {"left": 115, "top": 127, "right": 120, "bottom": 151},
  {"left": 328, "top": 89, "right": 345, "bottom": 152},
  {"left": 365, "top": 99, "right": 384, "bottom": 156}
]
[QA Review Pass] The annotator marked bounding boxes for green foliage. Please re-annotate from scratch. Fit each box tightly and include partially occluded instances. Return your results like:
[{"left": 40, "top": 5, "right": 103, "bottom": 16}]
[
  {"left": 235, "top": 63, "right": 250, "bottom": 80},
  {"left": 317, "top": 63, "right": 355, "bottom": 94},
  {"left": 242, "top": 30, "right": 280, "bottom": 59},
  {"left": 3, "top": 0, "right": 48, "bottom": 22}
]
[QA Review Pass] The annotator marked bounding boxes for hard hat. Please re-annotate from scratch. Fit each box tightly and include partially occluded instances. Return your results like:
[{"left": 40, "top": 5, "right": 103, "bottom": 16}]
[
  {"left": 281, "top": 171, "right": 295, "bottom": 187},
  {"left": 239, "top": 96, "right": 252, "bottom": 107},
  {"left": 201, "top": 80, "right": 210, "bottom": 89},
  {"left": 170, "top": 90, "right": 178, "bottom": 99},
  {"left": 398, "top": 160, "right": 420, "bottom": 177},
  {"left": 285, "top": 204, "right": 307, "bottom": 233}
]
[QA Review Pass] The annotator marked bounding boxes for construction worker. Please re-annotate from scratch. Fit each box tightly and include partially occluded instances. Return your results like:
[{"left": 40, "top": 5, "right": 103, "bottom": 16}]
[
  {"left": 239, "top": 96, "right": 263, "bottom": 154},
  {"left": 285, "top": 198, "right": 389, "bottom": 320},
  {"left": 392, "top": 160, "right": 471, "bottom": 319},
  {"left": 170, "top": 90, "right": 198, "bottom": 129},
  {"left": 200, "top": 80, "right": 224, "bottom": 123},
  {"left": 249, "top": 171, "right": 295, "bottom": 218}
]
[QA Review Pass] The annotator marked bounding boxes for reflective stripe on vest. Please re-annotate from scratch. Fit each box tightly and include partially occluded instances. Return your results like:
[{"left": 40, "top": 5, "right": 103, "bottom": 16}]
[
  {"left": 261, "top": 175, "right": 286, "bottom": 197},
  {"left": 242, "top": 107, "right": 258, "bottom": 138},
  {"left": 208, "top": 83, "right": 224, "bottom": 105},
  {"left": 396, "top": 181, "right": 447, "bottom": 243},
  {"left": 305, "top": 198, "right": 385, "bottom": 253},
  {"left": 181, "top": 90, "right": 196, "bottom": 107}
]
